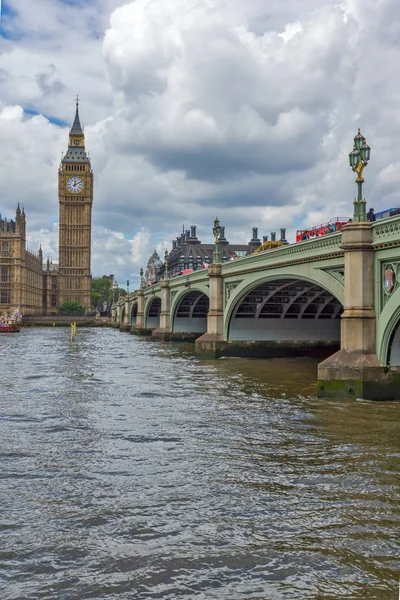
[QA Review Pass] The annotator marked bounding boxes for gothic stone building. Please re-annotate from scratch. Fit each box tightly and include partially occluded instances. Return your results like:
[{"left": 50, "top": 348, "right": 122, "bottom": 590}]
[
  {"left": 0, "top": 208, "right": 44, "bottom": 315},
  {"left": 0, "top": 100, "right": 93, "bottom": 316}
]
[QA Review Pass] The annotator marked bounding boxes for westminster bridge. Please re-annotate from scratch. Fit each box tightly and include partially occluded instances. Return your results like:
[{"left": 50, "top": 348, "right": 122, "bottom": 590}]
[{"left": 112, "top": 217, "right": 400, "bottom": 400}]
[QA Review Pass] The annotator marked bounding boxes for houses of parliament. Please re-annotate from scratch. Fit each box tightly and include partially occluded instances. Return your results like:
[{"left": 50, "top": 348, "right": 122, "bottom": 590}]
[{"left": 0, "top": 100, "right": 93, "bottom": 315}]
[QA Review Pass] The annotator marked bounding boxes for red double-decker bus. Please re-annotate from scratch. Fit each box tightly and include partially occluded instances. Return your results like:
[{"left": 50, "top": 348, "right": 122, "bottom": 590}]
[{"left": 296, "top": 217, "right": 350, "bottom": 242}]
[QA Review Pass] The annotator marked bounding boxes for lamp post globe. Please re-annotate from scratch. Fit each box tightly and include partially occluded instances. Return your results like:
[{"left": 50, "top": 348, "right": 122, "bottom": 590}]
[
  {"left": 349, "top": 148, "right": 359, "bottom": 169},
  {"left": 213, "top": 216, "right": 221, "bottom": 238},
  {"left": 354, "top": 129, "right": 365, "bottom": 150},
  {"left": 359, "top": 141, "right": 371, "bottom": 162}
]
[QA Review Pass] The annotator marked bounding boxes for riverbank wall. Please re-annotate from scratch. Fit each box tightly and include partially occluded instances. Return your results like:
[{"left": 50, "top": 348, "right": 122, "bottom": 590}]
[{"left": 22, "top": 316, "right": 111, "bottom": 327}]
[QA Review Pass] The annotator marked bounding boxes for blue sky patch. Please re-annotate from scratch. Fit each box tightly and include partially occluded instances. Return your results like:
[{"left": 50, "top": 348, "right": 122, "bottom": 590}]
[
  {"left": 24, "top": 108, "right": 68, "bottom": 128},
  {"left": 0, "top": 1, "right": 20, "bottom": 40}
]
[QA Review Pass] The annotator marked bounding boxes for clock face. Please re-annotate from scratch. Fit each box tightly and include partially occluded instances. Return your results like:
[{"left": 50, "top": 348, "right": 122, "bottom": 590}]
[{"left": 66, "top": 176, "right": 84, "bottom": 194}]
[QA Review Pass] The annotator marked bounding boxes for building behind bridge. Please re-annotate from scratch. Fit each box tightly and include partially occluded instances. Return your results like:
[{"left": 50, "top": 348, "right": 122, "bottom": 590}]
[{"left": 156, "top": 226, "right": 288, "bottom": 280}]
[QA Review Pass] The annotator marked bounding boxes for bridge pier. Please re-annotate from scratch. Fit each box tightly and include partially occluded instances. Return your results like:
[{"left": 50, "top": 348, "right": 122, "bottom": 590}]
[
  {"left": 120, "top": 295, "right": 131, "bottom": 332},
  {"left": 152, "top": 280, "right": 171, "bottom": 341},
  {"left": 130, "top": 289, "right": 151, "bottom": 336},
  {"left": 318, "top": 223, "right": 399, "bottom": 400},
  {"left": 195, "top": 264, "right": 225, "bottom": 358}
]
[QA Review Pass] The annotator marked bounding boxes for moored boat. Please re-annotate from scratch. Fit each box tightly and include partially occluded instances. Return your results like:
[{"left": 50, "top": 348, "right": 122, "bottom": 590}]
[
  {"left": 0, "top": 308, "right": 22, "bottom": 333},
  {"left": 0, "top": 323, "right": 20, "bottom": 333}
]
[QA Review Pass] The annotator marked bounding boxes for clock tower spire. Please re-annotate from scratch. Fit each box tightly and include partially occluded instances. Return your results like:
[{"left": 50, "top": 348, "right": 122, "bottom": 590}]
[
  {"left": 58, "top": 98, "right": 93, "bottom": 311},
  {"left": 69, "top": 95, "right": 84, "bottom": 145}
]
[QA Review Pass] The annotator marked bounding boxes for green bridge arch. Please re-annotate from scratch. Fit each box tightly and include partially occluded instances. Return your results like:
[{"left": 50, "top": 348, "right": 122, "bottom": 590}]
[
  {"left": 376, "top": 286, "right": 400, "bottom": 365},
  {"left": 130, "top": 301, "right": 138, "bottom": 325},
  {"left": 224, "top": 268, "right": 345, "bottom": 340},
  {"left": 144, "top": 293, "right": 162, "bottom": 329},
  {"left": 170, "top": 286, "right": 210, "bottom": 334}
]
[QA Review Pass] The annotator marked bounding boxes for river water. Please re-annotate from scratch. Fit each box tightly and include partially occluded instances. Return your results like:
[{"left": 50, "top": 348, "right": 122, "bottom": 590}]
[{"left": 0, "top": 328, "right": 399, "bottom": 600}]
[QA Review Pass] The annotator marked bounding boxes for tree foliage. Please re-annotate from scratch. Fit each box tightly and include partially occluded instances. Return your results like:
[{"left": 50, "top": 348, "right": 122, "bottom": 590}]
[
  {"left": 59, "top": 301, "right": 85, "bottom": 314},
  {"left": 91, "top": 276, "right": 127, "bottom": 308}
]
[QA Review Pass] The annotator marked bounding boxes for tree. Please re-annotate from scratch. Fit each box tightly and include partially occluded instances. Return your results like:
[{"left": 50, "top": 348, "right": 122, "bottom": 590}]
[
  {"left": 91, "top": 276, "right": 127, "bottom": 309},
  {"left": 59, "top": 301, "right": 85, "bottom": 314}
]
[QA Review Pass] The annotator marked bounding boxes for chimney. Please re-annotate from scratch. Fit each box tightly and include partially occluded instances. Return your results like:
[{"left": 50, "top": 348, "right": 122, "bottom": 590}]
[
  {"left": 271, "top": 232, "right": 276, "bottom": 242},
  {"left": 263, "top": 235, "right": 268, "bottom": 243},
  {"left": 177, "top": 236, "right": 181, "bottom": 247},
  {"left": 188, "top": 224, "right": 201, "bottom": 244},
  {"left": 219, "top": 226, "right": 229, "bottom": 245},
  {"left": 249, "top": 226, "right": 261, "bottom": 250},
  {"left": 280, "top": 228, "right": 288, "bottom": 244},
  {"left": 185, "top": 229, "right": 190, "bottom": 242},
  {"left": 172, "top": 240, "right": 177, "bottom": 250}
]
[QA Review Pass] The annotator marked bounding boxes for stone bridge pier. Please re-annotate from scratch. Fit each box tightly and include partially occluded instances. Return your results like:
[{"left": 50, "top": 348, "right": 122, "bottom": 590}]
[
  {"left": 195, "top": 263, "right": 224, "bottom": 352},
  {"left": 318, "top": 223, "right": 399, "bottom": 399},
  {"left": 152, "top": 280, "right": 171, "bottom": 340},
  {"left": 130, "top": 289, "right": 152, "bottom": 336}
]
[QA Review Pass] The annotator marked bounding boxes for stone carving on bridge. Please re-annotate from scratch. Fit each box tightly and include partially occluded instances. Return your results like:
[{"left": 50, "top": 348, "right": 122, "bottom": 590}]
[
  {"left": 225, "top": 281, "right": 242, "bottom": 304},
  {"left": 321, "top": 268, "right": 345, "bottom": 288}
]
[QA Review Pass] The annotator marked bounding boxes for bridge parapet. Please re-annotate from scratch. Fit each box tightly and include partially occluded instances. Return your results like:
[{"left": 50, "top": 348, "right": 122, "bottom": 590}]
[
  {"left": 169, "top": 269, "right": 208, "bottom": 288},
  {"left": 372, "top": 214, "right": 400, "bottom": 247},
  {"left": 143, "top": 283, "right": 161, "bottom": 298},
  {"left": 222, "top": 232, "right": 343, "bottom": 275}
]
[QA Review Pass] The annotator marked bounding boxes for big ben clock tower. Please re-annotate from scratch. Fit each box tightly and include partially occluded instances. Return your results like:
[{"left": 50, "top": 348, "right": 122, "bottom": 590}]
[{"left": 58, "top": 97, "right": 93, "bottom": 311}]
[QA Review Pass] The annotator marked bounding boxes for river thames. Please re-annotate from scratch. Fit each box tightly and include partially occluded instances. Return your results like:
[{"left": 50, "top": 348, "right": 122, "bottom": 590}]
[{"left": 0, "top": 328, "right": 399, "bottom": 599}]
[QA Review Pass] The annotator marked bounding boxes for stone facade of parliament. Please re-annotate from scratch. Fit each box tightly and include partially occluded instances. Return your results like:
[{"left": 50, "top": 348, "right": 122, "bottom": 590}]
[{"left": 0, "top": 101, "right": 93, "bottom": 315}]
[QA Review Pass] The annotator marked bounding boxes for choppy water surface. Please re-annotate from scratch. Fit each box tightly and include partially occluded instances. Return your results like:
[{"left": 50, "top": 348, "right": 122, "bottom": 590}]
[{"left": 0, "top": 328, "right": 399, "bottom": 600}]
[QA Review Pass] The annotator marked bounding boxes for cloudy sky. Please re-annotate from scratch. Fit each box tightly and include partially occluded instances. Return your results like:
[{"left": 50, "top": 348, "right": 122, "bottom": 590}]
[{"left": 1, "top": 0, "right": 400, "bottom": 287}]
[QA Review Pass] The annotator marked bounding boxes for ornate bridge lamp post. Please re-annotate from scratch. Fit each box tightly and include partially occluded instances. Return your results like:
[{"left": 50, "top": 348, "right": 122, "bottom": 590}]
[
  {"left": 164, "top": 250, "right": 169, "bottom": 279},
  {"left": 194, "top": 215, "right": 225, "bottom": 357},
  {"left": 123, "top": 279, "right": 130, "bottom": 328},
  {"left": 318, "top": 128, "right": 386, "bottom": 400},
  {"left": 112, "top": 278, "right": 119, "bottom": 311},
  {"left": 349, "top": 129, "right": 371, "bottom": 222},
  {"left": 153, "top": 250, "right": 171, "bottom": 339},
  {"left": 213, "top": 217, "right": 221, "bottom": 264},
  {"left": 131, "top": 268, "right": 146, "bottom": 334}
]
